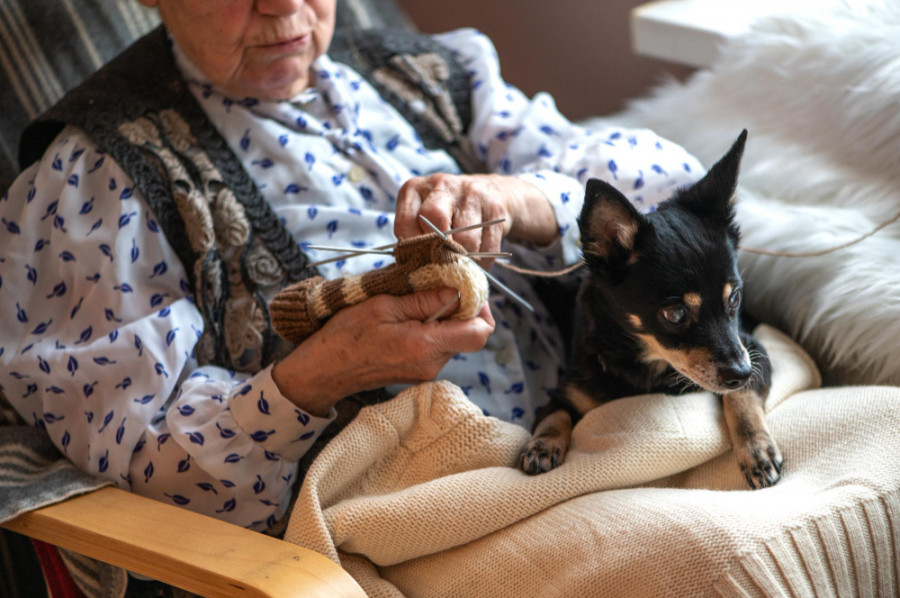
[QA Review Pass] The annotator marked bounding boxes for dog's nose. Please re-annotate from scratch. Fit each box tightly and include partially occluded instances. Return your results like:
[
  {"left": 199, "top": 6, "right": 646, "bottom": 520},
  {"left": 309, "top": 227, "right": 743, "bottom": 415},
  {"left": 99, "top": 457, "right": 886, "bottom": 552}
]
[{"left": 719, "top": 363, "right": 751, "bottom": 390}]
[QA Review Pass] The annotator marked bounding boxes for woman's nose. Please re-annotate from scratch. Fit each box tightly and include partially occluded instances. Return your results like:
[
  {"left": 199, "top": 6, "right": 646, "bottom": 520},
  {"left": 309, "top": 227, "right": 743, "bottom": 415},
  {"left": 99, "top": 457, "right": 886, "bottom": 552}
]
[{"left": 256, "top": 0, "right": 306, "bottom": 17}]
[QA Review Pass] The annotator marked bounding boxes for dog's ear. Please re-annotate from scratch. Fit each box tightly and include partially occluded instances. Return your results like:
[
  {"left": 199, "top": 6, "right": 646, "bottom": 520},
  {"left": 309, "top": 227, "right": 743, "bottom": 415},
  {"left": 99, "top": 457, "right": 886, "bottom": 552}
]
[
  {"left": 579, "top": 178, "right": 647, "bottom": 267},
  {"left": 679, "top": 130, "right": 747, "bottom": 223}
]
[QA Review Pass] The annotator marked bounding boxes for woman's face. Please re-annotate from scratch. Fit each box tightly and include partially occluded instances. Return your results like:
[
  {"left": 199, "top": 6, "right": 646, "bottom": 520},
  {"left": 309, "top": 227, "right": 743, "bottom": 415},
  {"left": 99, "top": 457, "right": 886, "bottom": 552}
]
[{"left": 139, "top": 0, "right": 336, "bottom": 100}]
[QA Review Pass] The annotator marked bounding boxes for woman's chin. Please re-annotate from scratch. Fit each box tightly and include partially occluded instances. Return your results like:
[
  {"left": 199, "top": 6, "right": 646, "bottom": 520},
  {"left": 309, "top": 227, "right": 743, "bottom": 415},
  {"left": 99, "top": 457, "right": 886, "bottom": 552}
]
[{"left": 233, "top": 63, "right": 313, "bottom": 100}]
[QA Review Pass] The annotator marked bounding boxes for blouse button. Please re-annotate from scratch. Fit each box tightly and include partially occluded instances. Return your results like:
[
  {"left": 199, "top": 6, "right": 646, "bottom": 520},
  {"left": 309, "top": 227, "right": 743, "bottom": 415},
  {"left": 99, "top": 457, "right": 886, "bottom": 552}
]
[{"left": 348, "top": 164, "right": 366, "bottom": 183}]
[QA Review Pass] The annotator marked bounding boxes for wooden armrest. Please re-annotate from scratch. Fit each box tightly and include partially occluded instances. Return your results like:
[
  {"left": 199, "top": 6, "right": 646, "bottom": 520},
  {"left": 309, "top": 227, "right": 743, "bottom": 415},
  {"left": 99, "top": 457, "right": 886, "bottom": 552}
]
[{"left": 2, "top": 487, "right": 365, "bottom": 598}]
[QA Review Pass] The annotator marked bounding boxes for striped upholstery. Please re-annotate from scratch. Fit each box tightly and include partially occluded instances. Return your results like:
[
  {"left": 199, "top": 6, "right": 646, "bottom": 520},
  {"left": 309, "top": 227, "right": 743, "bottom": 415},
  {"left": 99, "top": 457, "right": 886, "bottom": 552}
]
[
  {"left": 336, "top": 0, "right": 415, "bottom": 30},
  {"left": 0, "top": 0, "right": 415, "bottom": 192},
  {"left": 0, "top": 0, "right": 159, "bottom": 190}
]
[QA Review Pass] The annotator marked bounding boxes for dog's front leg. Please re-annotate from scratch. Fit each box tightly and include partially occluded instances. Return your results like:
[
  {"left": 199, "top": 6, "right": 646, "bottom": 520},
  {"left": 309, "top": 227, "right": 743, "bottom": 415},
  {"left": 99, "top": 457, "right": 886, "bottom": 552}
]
[
  {"left": 722, "top": 390, "right": 782, "bottom": 488},
  {"left": 520, "top": 409, "right": 573, "bottom": 475}
]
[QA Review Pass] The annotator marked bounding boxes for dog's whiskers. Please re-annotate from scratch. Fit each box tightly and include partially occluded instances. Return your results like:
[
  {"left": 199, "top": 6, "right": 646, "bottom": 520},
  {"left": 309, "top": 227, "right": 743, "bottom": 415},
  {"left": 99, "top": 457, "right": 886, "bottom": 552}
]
[
  {"left": 679, "top": 380, "right": 697, "bottom": 394},
  {"left": 749, "top": 364, "right": 764, "bottom": 385},
  {"left": 663, "top": 370, "right": 695, "bottom": 393}
]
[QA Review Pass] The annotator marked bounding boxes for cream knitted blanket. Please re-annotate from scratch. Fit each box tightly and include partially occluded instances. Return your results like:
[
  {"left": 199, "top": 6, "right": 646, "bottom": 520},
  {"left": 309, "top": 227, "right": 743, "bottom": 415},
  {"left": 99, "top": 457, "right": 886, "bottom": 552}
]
[{"left": 284, "top": 327, "right": 900, "bottom": 597}]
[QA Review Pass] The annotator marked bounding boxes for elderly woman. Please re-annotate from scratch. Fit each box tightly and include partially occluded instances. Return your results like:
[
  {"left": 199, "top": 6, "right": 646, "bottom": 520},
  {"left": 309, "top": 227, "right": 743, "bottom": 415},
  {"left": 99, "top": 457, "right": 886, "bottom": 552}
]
[{"left": 0, "top": 0, "right": 702, "bottom": 531}]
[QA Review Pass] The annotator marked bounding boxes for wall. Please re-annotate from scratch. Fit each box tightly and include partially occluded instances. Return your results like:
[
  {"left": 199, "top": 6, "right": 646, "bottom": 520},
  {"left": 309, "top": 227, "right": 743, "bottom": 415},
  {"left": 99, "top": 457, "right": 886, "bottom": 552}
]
[{"left": 396, "top": 0, "right": 694, "bottom": 121}]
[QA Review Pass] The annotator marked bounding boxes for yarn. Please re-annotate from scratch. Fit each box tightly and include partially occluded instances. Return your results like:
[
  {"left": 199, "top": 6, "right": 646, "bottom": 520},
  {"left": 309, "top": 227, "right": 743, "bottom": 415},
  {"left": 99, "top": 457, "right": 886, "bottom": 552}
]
[{"left": 270, "top": 232, "right": 490, "bottom": 345}]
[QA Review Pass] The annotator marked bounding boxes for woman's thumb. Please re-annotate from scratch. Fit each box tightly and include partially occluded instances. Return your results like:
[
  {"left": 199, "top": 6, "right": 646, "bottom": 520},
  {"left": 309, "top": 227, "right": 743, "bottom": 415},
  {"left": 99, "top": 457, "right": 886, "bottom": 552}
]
[{"left": 394, "top": 288, "right": 460, "bottom": 322}]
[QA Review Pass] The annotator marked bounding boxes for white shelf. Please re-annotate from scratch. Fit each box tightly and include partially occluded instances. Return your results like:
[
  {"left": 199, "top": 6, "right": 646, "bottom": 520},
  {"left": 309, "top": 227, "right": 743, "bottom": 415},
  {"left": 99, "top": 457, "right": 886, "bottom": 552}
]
[{"left": 630, "top": 0, "right": 827, "bottom": 68}]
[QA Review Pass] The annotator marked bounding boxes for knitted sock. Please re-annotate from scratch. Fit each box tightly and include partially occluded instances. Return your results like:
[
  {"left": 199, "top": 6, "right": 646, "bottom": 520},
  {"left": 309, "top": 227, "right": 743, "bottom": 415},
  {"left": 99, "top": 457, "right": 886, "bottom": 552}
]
[{"left": 270, "top": 233, "right": 489, "bottom": 345}]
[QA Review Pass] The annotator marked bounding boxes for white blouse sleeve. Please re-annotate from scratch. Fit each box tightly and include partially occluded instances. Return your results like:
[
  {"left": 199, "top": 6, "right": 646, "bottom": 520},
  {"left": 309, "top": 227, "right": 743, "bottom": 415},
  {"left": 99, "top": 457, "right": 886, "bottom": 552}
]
[
  {"left": 0, "top": 126, "right": 334, "bottom": 530},
  {"left": 434, "top": 29, "right": 705, "bottom": 266}
]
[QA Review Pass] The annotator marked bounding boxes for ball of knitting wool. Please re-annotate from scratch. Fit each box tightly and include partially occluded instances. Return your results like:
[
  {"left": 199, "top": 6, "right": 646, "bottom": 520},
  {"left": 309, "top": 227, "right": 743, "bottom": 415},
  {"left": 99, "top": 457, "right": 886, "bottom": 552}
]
[{"left": 408, "top": 255, "right": 489, "bottom": 320}]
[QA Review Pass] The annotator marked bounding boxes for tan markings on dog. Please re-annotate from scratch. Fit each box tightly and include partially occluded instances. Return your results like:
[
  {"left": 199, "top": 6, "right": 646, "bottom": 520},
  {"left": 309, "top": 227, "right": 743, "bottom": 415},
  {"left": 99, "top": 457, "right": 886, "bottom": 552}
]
[
  {"left": 613, "top": 221, "right": 637, "bottom": 250},
  {"left": 626, "top": 314, "right": 643, "bottom": 331},
  {"left": 723, "top": 283, "right": 733, "bottom": 306},
  {"left": 584, "top": 201, "right": 639, "bottom": 261},
  {"left": 722, "top": 389, "right": 782, "bottom": 488},
  {"left": 683, "top": 293, "right": 701, "bottom": 316},
  {"left": 521, "top": 410, "right": 573, "bottom": 474},
  {"left": 565, "top": 383, "right": 603, "bottom": 416},
  {"left": 534, "top": 409, "right": 573, "bottom": 441},
  {"left": 722, "top": 390, "right": 767, "bottom": 439},
  {"left": 634, "top": 332, "right": 718, "bottom": 390}
]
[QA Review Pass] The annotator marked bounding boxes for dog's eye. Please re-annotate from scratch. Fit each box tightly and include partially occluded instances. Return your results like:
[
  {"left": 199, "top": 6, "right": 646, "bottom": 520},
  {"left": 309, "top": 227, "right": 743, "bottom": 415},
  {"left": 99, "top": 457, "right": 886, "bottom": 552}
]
[
  {"left": 728, "top": 288, "right": 742, "bottom": 309},
  {"left": 660, "top": 306, "right": 688, "bottom": 326}
]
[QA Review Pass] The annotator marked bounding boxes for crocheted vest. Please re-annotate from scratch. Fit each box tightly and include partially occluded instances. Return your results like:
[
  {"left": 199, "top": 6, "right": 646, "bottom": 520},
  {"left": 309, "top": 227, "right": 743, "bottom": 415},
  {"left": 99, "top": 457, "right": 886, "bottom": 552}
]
[{"left": 19, "top": 26, "right": 483, "bottom": 375}]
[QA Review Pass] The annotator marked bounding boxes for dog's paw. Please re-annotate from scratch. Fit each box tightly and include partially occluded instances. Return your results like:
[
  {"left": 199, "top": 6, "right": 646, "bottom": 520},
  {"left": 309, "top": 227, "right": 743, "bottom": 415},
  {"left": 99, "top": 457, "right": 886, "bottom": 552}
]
[
  {"left": 519, "top": 437, "right": 566, "bottom": 475},
  {"left": 734, "top": 434, "right": 783, "bottom": 489}
]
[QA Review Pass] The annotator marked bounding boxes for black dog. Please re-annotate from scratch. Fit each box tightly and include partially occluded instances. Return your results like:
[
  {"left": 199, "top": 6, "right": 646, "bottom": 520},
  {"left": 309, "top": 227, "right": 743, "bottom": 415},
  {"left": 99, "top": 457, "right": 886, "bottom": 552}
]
[{"left": 520, "top": 130, "right": 782, "bottom": 489}]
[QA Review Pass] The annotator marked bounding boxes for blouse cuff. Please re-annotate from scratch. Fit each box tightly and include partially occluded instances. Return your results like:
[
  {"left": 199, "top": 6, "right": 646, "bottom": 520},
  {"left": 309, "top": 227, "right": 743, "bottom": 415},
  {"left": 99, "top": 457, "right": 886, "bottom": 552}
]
[
  {"left": 515, "top": 171, "right": 585, "bottom": 266},
  {"left": 229, "top": 364, "right": 337, "bottom": 462}
]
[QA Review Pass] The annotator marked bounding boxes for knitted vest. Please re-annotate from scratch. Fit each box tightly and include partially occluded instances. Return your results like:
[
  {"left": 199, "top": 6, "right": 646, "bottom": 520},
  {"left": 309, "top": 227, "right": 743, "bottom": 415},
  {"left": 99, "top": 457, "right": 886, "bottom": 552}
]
[{"left": 19, "top": 26, "right": 483, "bottom": 375}]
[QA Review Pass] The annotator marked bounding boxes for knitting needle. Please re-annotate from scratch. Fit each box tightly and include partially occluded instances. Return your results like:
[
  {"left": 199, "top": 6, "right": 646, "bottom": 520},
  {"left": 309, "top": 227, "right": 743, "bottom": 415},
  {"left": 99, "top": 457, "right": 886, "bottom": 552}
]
[
  {"left": 424, "top": 290, "right": 461, "bottom": 323},
  {"left": 307, "top": 218, "right": 508, "bottom": 268},
  {"left": 306, "top": 245, "right": 395, "bottom": 255},
  {"left": 445, "top": 217, "right": 507, "bottom": 236},
  {"left": 308, "top": 246, "right": 509, "bottom": 260},
  {"left": 418, "top": 215, "right": 535, "bottom": 313},
  {"left": 467, "top": 252, "right": 513, "bottom": 259},
  {"left": 481, "top": 268, "right": 535, "bottom": 313},
  {"left": 418, "top": 214, "right": 451, "bottom": 239}
]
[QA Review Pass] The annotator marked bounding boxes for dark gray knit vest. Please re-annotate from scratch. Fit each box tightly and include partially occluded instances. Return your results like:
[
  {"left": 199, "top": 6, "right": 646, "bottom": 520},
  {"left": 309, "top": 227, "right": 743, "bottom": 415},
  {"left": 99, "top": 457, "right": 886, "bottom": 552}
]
[{"left": 19, "top": 26, "right": 483, "bottom": 376}]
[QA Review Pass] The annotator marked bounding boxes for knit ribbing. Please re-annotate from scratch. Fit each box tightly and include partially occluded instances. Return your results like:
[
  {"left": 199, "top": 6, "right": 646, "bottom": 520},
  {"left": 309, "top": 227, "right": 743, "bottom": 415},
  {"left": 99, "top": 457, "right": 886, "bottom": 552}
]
[{"left": 716, "top": 492, "right": 899, "bottom": 597}]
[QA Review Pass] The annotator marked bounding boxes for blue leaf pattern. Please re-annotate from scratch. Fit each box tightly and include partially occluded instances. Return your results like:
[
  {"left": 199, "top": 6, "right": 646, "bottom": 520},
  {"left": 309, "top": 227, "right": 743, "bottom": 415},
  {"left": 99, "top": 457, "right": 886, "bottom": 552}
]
[
  {"left": 116, "top": 418, "right": 127, "bottom": 444},
  {"left": 217, "top": 424, "right": 236, "bottom": 439}
]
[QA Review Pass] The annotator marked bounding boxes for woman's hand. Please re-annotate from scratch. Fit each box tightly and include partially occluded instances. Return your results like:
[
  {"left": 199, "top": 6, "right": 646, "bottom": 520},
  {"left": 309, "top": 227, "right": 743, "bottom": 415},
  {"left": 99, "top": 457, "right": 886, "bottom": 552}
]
[
  {"left": 395, "top": 174, "right": 559, "bottom": 266},
  {"left": 271, "top": 288, "right": 495, "bottom": 416}
]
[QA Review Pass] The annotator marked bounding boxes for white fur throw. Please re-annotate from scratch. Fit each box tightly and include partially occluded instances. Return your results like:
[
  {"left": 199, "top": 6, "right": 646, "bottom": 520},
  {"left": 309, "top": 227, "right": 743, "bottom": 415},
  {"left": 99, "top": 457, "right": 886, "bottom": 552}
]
[
  {"left": 284, "top": 326, "right": 900, "bottom": 597},
  {"left": 588, "top": 1, "right": 900, "bottom": 385}
]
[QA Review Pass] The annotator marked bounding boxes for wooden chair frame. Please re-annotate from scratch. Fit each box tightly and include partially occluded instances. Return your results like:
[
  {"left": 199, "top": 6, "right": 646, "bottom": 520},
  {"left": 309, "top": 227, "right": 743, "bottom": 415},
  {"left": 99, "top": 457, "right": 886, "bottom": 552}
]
[{"left": 2, "top": 487, "right": 365, "bottom": 598}]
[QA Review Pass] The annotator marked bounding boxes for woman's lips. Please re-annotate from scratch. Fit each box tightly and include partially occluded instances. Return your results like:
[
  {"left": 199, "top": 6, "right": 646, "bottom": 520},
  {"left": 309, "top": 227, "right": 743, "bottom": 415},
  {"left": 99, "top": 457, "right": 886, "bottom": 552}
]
[{"left": 259, "top": 33, "right": 310, "bottom": 53}]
